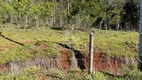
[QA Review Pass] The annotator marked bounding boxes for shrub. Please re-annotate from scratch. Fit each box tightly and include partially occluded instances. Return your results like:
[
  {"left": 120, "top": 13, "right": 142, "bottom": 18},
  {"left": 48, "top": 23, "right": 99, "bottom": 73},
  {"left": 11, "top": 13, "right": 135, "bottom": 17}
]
[
  {"left": 45, "top": 48, "right": 60, "bottom": 59},
  {"left": 91, "top": 71, "right": 106, "bottom": 80},
  {"left": 0, "top": 66, "right": 39, "bottom": 80},
  {"left": 41, "top": 68, "right": 65, "bottom": 80},
  {"left": 65, "top": 70, "right": 92, "bottom": 80}
]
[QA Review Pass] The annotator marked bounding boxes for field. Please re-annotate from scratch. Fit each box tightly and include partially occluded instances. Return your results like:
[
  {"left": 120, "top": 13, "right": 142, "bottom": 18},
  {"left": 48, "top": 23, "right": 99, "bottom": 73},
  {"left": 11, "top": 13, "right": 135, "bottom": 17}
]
[{"left": 0, "top": 27, "right": 141, "bottom": 80}]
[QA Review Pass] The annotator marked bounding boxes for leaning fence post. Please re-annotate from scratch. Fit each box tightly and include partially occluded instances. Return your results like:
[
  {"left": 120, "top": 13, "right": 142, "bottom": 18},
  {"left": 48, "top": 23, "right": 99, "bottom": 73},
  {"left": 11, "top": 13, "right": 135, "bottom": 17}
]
[{"left": 88, "top": 32, "right": 94, "bottom": 75}]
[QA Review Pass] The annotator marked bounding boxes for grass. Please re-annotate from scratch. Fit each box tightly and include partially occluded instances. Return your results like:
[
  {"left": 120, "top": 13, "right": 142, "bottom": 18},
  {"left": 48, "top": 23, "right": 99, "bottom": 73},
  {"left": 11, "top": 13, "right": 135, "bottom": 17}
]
[
  {"left": 0, "top": 27, "right": 139, "bottom": 64},
  {"left": 1, "top": 66, "right": 142, "bottom": 80},
  {"left": 94, "top": 30, "right": 138, "bottom": 57},
  {"left": 0, "top": 66, "right": 105, "bottom": 80},
  {"left": 0, "top": 44, "right": 34, "bottom": 64}
]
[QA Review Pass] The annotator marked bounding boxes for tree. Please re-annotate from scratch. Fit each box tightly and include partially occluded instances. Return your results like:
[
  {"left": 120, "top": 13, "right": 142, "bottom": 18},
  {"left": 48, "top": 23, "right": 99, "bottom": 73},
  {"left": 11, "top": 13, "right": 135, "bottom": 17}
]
[
  {"left": 121, "top": 0, "right": 139, "bottom": 31},
  {"left": 0, "top": 0, "right": 140, "bottom": 31}
]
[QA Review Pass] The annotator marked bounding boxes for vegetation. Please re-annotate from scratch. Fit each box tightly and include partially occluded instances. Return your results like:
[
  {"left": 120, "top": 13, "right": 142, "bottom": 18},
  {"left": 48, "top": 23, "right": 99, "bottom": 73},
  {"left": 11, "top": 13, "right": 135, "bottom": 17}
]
[
  {"left": 0, "top": 28, "right": 138, "bottom": 63},
  {"left": 0, "top": 27, "right": 139, "bottom": 79},
  {"left": 0, "top": 0, "right": 141, "bottom": 80},
  {"left": 1, "top": 66, "right": 142, "bottom": 80},
  {"left": 0, "top": 0, "right": 140, "bottom": 31}
]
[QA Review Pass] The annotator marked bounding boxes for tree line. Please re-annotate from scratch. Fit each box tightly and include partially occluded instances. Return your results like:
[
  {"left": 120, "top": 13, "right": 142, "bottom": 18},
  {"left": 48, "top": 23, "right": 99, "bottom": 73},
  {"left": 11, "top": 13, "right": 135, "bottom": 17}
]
[{"left": 0, "top": 0, "right": 140, "bottom": 31}]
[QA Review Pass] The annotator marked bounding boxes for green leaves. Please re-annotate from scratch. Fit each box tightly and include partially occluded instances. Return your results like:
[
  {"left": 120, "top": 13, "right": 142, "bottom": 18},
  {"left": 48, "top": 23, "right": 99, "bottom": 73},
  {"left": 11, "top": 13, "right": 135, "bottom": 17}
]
[
  {"left": 31, "top": 2, "right": 54, "bottom": 17},
  {"left": 0, "top": 0, "right": 55, "bottom": 27},
  {"left": 0, "top": 0, "right": 139, "bottom": 30}
]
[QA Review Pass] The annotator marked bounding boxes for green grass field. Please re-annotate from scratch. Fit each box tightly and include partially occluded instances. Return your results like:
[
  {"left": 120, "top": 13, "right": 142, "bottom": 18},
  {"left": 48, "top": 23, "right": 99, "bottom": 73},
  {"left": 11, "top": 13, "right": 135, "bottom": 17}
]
[
  {"left": 0, "top": 27, "right": 140, "bottom": 80},
  {"left": 0, "top": 27, "right": 139, "bottom": 62}
]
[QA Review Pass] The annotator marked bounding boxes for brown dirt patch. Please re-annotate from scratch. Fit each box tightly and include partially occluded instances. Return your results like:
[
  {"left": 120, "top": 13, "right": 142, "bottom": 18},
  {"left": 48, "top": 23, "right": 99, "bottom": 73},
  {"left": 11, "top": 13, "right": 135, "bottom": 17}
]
[
  {"left": 59, "top": 48, "right": 71, "bottom": 74},
  {"left": 30, "top": 41, "right": 48, "bottom": 54},
  {"left": 0, "top": 41, "right": 125, "bottom": 76},
  {"left": 85, "top": 51, "right": 122, "bottom": 76},
  {"left": 0, "top": 48, "right": 4, "bottom": 51},
  {"left": 39, "top": 42, "right": 48, "bottom": 52},
  {"left": 0, "top": 63, "right": 9, "bottom": 72}
]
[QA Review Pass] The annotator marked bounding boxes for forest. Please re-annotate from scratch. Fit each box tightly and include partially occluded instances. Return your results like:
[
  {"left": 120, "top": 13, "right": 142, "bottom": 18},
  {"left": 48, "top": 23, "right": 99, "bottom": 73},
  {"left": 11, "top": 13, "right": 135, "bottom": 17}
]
[{"left": 0, "top": 0, "right": 140, "bottom": 31}]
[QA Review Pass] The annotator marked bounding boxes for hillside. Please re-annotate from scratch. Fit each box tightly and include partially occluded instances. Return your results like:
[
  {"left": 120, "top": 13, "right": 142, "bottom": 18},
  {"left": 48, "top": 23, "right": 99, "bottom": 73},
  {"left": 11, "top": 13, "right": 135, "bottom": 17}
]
[
  {"left": 0, "top": 27, "right": 138, "bottom": 62},
  {"left": 0, "top": 0, "right": 141, "bottom": 80},
  {"left": 0, "top": 27, "right": 140, "bottom": 80}
]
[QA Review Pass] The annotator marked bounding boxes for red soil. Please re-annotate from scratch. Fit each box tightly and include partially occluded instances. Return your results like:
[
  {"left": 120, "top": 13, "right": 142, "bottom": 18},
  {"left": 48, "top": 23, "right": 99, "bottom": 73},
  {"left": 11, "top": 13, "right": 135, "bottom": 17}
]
[
  {"left": 30, "top": 41, "right": 48, "bottom": 54},
  {"left": 0, "top": 63, "right": 9, "bottom": 72},
  {"left": 58, "top": 47, "right": 122, "bottom": 76},
  {"left": 39, "top": 42, "right": 48, "bottom": 52},
  {"left": 0, "top": 48, "right": 4, "bottom": 51},
  {"left": 85, "top": 51, "right": 122, "bottom": 76},
  {"left": 58, "top": 48, "right": 71, "bottom": 74},
  {"left": 0, "top": 41, "right": 124, "bottom": 76}
]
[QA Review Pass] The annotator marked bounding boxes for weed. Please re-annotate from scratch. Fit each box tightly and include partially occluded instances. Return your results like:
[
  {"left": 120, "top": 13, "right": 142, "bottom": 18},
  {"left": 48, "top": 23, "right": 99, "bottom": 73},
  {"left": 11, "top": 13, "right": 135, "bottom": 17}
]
[{"left": 41, "top": 68, "right": 65, "bottom": 80}]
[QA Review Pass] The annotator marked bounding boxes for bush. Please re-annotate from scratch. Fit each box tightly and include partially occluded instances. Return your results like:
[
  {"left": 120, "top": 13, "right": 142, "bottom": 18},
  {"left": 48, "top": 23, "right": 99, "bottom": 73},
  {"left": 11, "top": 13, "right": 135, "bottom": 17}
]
[
  {"left": 91, "top": 71, "right": 106, "bottom": 80},
  {"left": 0, "top": 66, "right": 40, "bottom": 80},
  {"left": 24, "top": 66, "right": 39, "bottom": 75},
  {"left": 40, "top": 68, "right": 65, "bottom": 80},
  {"left": 65, "top": 70, "right": 92, "bottom": 80}
]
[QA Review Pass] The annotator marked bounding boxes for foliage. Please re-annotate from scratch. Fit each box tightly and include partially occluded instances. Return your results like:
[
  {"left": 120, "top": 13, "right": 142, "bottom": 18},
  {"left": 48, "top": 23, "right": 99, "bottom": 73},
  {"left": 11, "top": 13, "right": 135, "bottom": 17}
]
[
  {"left": 91, "top": 71, "right": 106, "bottom": 80},
  {"left": 40, "top": 68, "right": 65, "bottom": 80},
  {"left": 65, "top": 72, "right": 92, "bottom": 80},
  {"left": 0, "top": 66, "right": 39, "bottom": 80},
  {"left": 0, "top": 0, "right": 140, "bottom": 30},
  {"left": 0, "top": 28, "right": 138, "bottom": 65},
  {"left": 0, "top": 0, "right": 54, "bottom": 28},
  {"left": 0, "top": 44, "right": 33, "bottom": 64},
  {"left": 108, "top": 69, "right": 142, "bottom": 80},
  {"left": 65, "top": 70, "right": 106, "bottom": 80},
  {"left": 0, "top": 28, "right": 139, "bottom": 80}
]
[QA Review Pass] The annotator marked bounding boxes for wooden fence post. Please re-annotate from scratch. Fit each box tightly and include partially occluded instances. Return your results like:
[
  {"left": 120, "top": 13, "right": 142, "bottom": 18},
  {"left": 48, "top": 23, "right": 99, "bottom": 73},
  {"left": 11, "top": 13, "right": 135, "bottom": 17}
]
[{"left": 88, "top": 32, "right": 94, "bottom": 75}]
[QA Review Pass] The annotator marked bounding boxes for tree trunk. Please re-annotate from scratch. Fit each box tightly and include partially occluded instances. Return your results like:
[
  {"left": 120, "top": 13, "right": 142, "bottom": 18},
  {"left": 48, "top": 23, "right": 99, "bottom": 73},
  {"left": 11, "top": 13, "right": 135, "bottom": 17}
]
[
  {"left": 25, "top": 16, "right": 28, "bottom": 29},
  {"left": 99, "top": 14, "right": 106, "bottom": 30},
  {"left": 99, "top": 19, "right": 104, "bottom": 30},
  {"left": 52, "top": 0, "right": 56, "bottom": 26},
  {"left": 0, "top": 18, "right": 1, "bottom": 25},
  {"left": 104, "top": 0, "right": 108, "bottom": 4},
  {"left": 55, "top": 3, "right": 61, "bottom": 27},
  {"left": 104, "top": 19, "right": 108, "bottom": 31},
  {"left": 67, "top": 0, "right": 70, "bottom": 27},
  {"left": 117, "top": 20, "right": 120, "bottom": 31}
]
